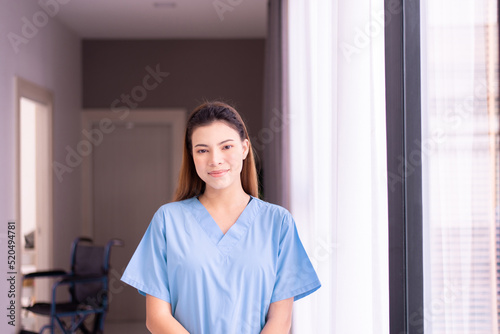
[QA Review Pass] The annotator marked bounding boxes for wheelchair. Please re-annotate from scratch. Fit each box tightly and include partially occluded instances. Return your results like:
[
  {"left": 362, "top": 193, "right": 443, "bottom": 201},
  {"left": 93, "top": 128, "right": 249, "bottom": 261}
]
[{"left": 20, "top": 237, "right": 123, "bottom": 334}]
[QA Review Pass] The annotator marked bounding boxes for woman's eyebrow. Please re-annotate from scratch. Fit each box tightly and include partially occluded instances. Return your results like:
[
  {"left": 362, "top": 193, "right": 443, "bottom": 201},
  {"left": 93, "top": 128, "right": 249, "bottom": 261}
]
[{"left": 194, "top": 139, "right": 235, "bottom": 148}]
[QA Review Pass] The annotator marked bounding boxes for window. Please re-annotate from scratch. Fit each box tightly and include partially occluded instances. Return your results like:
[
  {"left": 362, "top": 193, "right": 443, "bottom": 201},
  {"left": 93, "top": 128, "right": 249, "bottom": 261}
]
[{"left": 421, "top": 0, "right": 499, "bottom": 332}]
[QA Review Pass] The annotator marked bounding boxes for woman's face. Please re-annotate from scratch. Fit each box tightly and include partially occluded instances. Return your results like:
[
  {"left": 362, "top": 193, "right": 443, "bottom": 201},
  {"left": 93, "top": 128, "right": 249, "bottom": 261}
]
[{"left": 191, "top": 121, "right": 249, "bottom": 193}]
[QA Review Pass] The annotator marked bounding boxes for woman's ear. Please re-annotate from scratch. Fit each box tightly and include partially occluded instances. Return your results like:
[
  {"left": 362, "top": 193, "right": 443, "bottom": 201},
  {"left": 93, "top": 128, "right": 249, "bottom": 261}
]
[{"left": 242, "top": 139, "right": 250, "bottom": 159}]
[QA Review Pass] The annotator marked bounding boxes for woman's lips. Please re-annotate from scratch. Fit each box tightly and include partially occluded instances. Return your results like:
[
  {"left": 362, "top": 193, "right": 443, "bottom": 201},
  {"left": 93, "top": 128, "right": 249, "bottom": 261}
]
[{"left": 208, "top": 169, "right": 229, "bottom": 177}]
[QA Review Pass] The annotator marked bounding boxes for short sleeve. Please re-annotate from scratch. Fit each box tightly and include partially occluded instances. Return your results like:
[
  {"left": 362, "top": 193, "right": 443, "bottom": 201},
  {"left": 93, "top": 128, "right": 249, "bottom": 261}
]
[
  {"left": 121, "top": 208, "right": 171, "bottom": 303},
  {"left": 271, "top": 213, "right": 321, "bottom": 303}
]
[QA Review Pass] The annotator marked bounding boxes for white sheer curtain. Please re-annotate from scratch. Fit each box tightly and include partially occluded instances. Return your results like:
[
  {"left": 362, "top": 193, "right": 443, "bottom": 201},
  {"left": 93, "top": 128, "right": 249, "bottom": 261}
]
[
  {"left": 285, "top": 1, "right": 389, "bottom": 332},
  {"left": 421, "top": 0, "right": 499, "bottom": 333}
]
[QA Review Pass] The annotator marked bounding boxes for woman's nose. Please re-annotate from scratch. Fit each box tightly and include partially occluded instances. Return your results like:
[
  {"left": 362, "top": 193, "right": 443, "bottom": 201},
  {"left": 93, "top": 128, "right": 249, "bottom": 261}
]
[{"left": 209, "top": 150, "right": 223, "bottom": 165}]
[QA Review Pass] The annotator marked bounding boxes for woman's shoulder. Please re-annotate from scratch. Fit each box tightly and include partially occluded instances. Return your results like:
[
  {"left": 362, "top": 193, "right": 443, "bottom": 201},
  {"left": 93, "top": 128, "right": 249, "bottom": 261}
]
[
  {"left": 155, "top": 197, "right": 198, "bottom": 213},
  {"left": 252, "top": 196, "right": 293, "bottom": 221}
]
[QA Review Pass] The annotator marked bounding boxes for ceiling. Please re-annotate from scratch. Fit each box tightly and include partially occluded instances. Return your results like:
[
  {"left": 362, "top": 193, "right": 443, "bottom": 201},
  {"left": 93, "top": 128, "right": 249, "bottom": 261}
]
[{"left": 55, "top": 0, "right": 268, "bottom": 39}]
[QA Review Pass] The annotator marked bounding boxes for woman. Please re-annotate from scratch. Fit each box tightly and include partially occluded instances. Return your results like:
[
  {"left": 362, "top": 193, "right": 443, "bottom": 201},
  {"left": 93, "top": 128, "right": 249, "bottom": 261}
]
[{"left": 121, "top": 101, "right": 321, "bottom": 333}]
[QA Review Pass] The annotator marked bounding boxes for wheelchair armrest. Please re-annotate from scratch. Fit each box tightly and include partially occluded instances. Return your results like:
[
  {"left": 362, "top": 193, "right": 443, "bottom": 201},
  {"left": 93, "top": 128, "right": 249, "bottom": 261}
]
[
  {"left": 57, "top": 274, "right": 105, "bottom": 286},
  {"left": 23, "top": 270, "right": 68, "bottom": 279}
]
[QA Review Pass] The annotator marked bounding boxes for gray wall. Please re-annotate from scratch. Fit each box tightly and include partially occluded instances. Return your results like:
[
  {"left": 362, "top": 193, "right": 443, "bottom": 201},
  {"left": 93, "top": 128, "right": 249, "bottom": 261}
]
[
  {"left": 82, "top": 39, "right": 265, "bottom": 142},
  {"left": 0, "top": 1, "right": 82, "bottom": 333}
]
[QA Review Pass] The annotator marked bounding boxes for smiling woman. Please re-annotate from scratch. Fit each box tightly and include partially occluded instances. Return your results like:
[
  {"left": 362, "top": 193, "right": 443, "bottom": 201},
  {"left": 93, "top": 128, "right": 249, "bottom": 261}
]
[
  {"left": 192, "top": 122, "right": 249, "bottom": 193},
  {"left": 175, "top": 101, "right": 258, "bottom": 201},
  {"left": 121, "top": 101, "right": 321, "bottom": 333}
]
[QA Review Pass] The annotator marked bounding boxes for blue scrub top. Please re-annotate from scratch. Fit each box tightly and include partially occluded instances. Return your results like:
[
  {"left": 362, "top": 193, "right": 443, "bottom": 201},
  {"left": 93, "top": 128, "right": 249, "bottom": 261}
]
[{"left": 121, "top": 196, "right": 321, "bottom": 334}]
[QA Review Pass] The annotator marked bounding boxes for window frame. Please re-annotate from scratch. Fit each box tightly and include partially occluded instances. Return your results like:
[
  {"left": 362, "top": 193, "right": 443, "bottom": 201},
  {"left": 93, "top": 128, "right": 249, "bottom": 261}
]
[{"left": 384, "top": 1, "right": 424, "bottom": 333}]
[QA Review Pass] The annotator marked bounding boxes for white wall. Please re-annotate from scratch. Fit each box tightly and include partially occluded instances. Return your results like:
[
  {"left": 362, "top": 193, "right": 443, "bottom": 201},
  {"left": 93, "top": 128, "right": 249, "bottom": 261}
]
[{"left": 0, "top": 0, "right": 81, "bottom": 332}]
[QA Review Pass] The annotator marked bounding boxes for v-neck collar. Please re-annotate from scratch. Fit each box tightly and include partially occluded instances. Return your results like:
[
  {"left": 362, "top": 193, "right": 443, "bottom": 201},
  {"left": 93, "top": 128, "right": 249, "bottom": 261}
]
[{"left": 188, "top": 196, "right": 258, "bottom": 254}]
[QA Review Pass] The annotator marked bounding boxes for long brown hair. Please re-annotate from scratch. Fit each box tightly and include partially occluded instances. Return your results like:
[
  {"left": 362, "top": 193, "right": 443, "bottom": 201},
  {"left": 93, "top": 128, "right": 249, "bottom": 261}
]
[{"left": 173, "top": 101, "right": 259, "bottom": 201}]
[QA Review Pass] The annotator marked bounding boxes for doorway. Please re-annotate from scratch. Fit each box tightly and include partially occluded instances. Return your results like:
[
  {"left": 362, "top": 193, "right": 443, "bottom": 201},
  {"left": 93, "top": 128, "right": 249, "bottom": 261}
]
[
  {"left": 81, "top": 109, "right": 185, "bottom": 328},
  {"left": 16, "top": 77, "right": 54, "bottom": 331}
]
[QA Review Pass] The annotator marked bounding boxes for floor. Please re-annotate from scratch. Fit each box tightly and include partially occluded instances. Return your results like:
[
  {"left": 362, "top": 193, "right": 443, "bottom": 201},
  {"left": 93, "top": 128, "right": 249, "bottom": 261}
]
[
  {"left": 20, "top": 317, "right": 148, "bottom": 334},
  {"left": 105, "top": 321, "right": 149, "bottom": 334}
]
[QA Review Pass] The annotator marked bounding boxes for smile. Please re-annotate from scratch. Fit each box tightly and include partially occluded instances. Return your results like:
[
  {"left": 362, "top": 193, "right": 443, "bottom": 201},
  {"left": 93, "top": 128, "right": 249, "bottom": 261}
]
[{"left": 208, "top": 169, "right": 229, "bottom": 177}]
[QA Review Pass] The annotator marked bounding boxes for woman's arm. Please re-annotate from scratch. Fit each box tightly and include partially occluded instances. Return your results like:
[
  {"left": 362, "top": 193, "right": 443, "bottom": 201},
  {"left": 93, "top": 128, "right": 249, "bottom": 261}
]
[
  {"left": 261, "top": 297, "right": 294, "bottom": 334},
  {"left": 146, "top": 294, "right": 190, "bottom": 334}
]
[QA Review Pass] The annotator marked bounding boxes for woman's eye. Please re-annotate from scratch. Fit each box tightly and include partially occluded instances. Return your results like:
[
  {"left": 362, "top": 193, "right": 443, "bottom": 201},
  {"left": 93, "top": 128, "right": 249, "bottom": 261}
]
[
  {"left": 223, "top": 145, "right": 232, "bottom": 150},
  {"left": 197, "top": 149, "right": 207, "bottom": 154}
]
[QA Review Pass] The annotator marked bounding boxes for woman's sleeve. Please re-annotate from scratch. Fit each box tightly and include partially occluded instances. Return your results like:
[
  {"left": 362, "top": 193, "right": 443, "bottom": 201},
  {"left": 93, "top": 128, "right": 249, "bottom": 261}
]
[
  {"left": 121, "top": 207, "right": 171, "bottom": 303},
  {"left": 271, "top": 213, "right": 321, "bottom": 303}
]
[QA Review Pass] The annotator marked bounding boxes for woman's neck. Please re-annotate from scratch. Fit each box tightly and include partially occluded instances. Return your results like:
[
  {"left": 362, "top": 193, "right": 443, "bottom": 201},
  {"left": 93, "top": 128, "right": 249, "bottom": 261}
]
[{"left": 199, "top": 184, "right": 249, "bottom": 210}]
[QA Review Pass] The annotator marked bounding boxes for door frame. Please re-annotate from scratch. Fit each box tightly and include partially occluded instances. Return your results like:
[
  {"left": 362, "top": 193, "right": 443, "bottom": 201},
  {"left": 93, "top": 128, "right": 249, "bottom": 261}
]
[
  {"left": 81, "top": 109, "right": 186, "bottom": 237},
  {"left": 16, "top": 76, "right": 54, "bottom": 269},
  {"left": 16, "top": 77, "right": 54, "bottom": 331}
]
